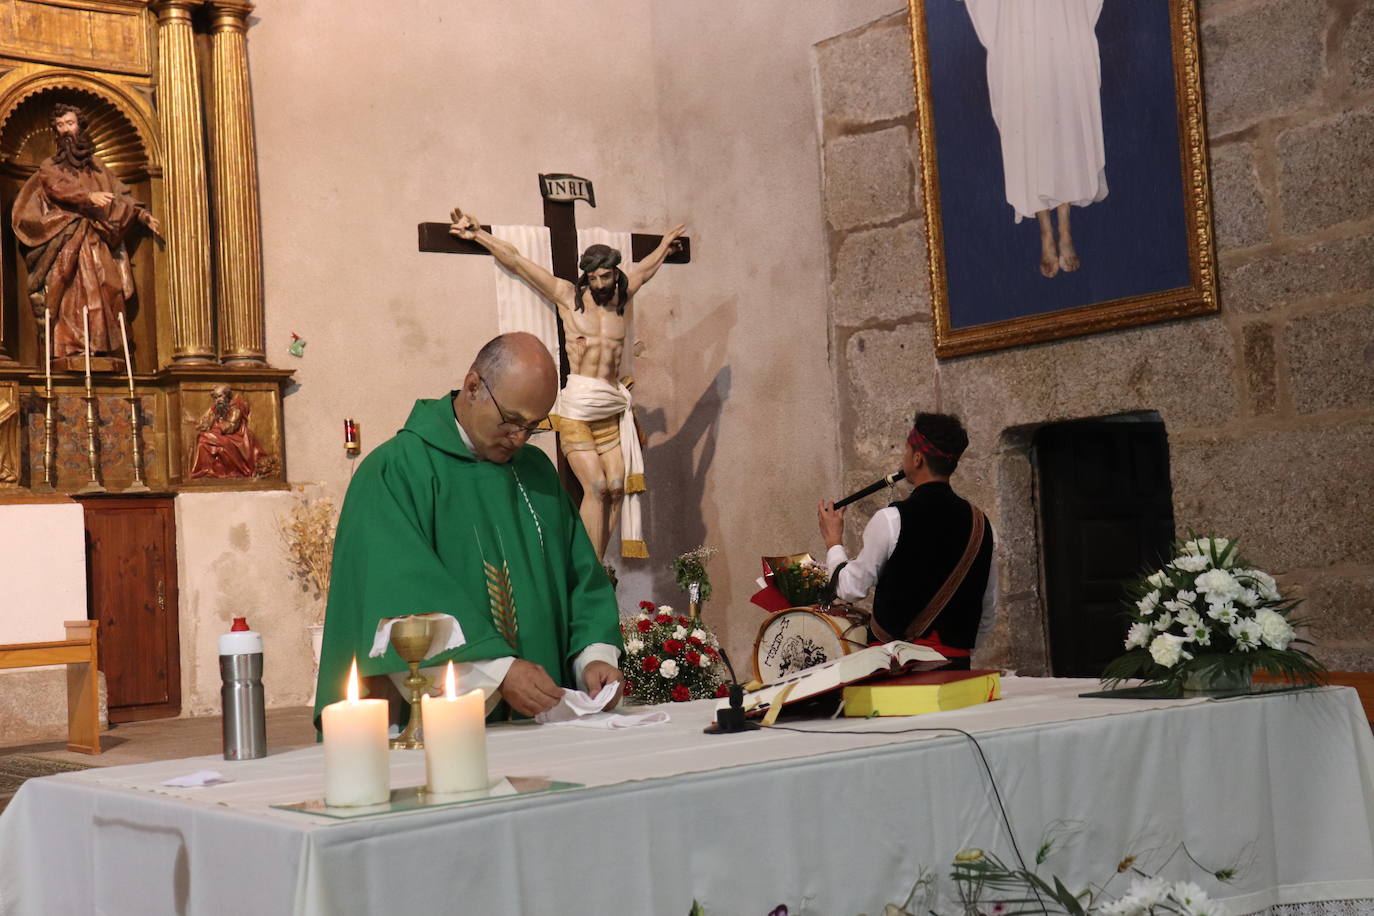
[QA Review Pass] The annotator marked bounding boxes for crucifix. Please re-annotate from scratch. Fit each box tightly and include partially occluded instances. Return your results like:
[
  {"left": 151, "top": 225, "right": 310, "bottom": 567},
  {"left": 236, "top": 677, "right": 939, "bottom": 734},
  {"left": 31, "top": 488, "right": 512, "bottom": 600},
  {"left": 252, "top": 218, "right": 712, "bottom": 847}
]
[{"left": 417, "top": 174, "right": 690, "bottom": 562}]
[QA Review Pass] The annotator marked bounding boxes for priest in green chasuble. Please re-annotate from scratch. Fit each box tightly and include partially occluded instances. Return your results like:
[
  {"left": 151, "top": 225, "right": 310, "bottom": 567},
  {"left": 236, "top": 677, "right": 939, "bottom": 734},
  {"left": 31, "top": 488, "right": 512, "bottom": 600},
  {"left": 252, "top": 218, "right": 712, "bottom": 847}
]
[{"left": 314, "top": 333, "right": 624, "bottom": 731}]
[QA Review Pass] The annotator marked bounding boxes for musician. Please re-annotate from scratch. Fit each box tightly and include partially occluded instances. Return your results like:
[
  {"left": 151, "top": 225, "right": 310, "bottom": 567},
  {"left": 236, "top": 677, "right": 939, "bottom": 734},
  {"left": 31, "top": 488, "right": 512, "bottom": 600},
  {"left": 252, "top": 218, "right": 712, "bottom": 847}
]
[{"left": 817, "top": 413, "right": 996, "bottom": 669}]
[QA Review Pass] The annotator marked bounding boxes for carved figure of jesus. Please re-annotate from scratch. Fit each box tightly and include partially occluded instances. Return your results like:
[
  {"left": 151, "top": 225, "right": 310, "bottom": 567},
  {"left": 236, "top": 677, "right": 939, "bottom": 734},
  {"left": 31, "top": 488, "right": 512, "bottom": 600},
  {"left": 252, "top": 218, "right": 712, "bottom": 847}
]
[{"left": 450, "top": 207, "right": 684, "bottom": 559}]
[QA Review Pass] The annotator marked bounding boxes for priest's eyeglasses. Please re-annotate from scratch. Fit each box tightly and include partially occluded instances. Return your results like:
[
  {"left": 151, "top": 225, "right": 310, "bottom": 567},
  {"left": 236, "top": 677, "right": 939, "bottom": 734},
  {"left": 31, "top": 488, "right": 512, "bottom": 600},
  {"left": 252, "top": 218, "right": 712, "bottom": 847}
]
[{"left": 478, "top": 375, "right": 552, "bottom": 437}]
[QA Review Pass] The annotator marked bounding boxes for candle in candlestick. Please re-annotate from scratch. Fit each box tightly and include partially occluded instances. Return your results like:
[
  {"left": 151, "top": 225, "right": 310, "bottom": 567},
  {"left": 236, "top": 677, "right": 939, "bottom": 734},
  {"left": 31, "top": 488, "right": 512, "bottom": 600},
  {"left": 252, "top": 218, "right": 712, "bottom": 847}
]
[
  {"left": 43, "top": 307, "right": 51, "bottom": 387},
  {"left": 117, "top": 312, "right": 135, "bottom": 397},
  {"left": 322, "top": 658, "right": 391, "bottom": 807},
  {"left": 82, "top": 306, "right": 91, "bottom": 383},
  {"left": 421, "top": 661, "right": 489, "bottom": 795}
]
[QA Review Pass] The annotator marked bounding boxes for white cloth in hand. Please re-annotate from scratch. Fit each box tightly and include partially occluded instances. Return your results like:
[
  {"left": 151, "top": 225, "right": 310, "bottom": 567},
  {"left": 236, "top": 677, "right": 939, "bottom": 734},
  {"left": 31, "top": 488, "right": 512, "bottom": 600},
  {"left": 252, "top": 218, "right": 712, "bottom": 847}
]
[
  {"left": 368, "top": 614, "right": 466, "bottom": 659},
  {"left": 534, "top": 684, "right": 669, "bottom": 728}
]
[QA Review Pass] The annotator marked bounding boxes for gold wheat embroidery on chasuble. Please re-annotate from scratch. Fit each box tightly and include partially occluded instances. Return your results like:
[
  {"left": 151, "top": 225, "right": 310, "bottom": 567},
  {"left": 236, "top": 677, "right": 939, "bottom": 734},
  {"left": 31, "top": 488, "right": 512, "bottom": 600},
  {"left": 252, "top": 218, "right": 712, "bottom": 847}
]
[{"left": 478, "top": 531, "right": 519, "bottom": 650}]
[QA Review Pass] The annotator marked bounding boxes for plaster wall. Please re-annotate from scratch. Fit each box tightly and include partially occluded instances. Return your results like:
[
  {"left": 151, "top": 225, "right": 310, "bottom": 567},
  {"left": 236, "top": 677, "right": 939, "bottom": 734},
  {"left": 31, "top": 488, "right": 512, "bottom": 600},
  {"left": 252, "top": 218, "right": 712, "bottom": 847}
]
[
  {"left": 161, "top": 0, "right": 909, "bottom": 716},
  {"left": 816, "top": 1, "right": 1374, "bottom": 674}
]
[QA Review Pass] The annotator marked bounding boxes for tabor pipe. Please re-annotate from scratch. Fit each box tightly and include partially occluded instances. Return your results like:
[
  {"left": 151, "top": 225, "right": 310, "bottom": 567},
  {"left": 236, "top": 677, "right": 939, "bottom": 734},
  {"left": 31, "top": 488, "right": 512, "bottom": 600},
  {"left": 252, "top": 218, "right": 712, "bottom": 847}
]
[{"left": 833, "top": 469, "right": 905, "bottom": 509}]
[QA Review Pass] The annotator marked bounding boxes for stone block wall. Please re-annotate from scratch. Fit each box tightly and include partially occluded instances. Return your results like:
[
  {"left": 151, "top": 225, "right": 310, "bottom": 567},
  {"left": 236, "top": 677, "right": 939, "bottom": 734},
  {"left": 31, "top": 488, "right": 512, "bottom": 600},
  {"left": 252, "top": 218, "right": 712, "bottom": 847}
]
[{"left": 815, "top": 1, "right": 1374, "bottom": 674}]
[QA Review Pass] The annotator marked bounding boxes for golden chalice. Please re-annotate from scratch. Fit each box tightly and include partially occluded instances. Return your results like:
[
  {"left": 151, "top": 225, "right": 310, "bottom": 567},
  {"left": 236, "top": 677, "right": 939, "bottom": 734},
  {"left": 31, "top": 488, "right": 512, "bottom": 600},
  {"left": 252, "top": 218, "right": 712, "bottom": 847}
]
[{"left": 388, "top": 616, "right": 435, "bottom": 750}]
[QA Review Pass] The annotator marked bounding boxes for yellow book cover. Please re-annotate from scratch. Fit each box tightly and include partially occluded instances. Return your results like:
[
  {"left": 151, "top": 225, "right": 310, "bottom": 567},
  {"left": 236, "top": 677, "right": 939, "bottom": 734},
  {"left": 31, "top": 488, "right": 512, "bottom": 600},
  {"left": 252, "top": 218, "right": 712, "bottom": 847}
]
[{"left": 842, "top": 669, "right": 1001, "bottom": 717}]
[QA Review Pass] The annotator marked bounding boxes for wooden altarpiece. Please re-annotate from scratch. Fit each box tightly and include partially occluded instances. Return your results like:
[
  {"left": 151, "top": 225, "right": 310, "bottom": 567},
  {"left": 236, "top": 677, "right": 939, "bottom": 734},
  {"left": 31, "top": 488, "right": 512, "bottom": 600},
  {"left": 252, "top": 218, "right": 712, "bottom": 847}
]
[{"left": 0, "top": 0, "right": 291, "bottom": 496}]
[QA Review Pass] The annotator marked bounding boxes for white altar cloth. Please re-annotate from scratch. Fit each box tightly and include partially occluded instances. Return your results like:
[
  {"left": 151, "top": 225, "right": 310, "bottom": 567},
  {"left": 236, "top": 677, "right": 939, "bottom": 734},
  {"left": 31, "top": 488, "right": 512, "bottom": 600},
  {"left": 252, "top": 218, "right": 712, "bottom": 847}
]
[{"left": 2, "top": 679, "right": 1372, "bottom": 915}]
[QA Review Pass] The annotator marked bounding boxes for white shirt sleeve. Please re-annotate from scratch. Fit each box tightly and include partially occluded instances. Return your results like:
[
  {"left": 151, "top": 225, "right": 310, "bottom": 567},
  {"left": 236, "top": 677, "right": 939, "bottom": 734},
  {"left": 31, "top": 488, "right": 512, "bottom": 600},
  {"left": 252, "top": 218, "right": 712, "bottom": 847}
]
[
  {"left": 824, "top": 507, "right": 902, "bottom": 602},
  {"left": 572, "top": 643, "right": 622, "bottom": 692}
]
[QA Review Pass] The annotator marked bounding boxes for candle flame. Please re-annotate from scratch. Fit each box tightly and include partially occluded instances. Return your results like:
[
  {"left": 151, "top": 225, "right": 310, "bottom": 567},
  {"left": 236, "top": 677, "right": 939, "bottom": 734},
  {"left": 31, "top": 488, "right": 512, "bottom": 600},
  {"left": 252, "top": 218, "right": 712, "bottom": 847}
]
[
  {"left": 445, "top": 660, "right": 456, "bottom": 700},
  {"left": 346, "top": 658, "right": 360, "bottom": 703}
]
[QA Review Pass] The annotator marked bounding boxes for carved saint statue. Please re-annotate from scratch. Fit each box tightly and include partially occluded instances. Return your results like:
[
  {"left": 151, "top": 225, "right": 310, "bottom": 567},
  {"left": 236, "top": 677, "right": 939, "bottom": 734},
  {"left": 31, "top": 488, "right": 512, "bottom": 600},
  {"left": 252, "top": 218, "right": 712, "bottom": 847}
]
[
  {"left": 189, "top": 385, "right": 266, "bottom": 480},
  {"left": 450, "top": 206, "right": 684, "bottom": 560},
  {"left": 11, "top": 103, "right": 160, "bottom": 362}
]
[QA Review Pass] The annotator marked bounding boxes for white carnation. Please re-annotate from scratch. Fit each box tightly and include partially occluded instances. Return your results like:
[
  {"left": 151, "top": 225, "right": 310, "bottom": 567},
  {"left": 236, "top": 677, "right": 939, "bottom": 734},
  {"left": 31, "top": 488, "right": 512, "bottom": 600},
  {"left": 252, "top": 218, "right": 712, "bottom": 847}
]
[
  {"left": 625, "top": 638, "right": 644, "bottom": 654},
  {"left": 1195, "top": 569, "right": 1242, "bottom": 602},
  {"left": 1255, "top": 608, "right": 1295, "bottom": 650},
  {"left": 1125, "top": 621, "right": 1152, "bottom": 650},
  {"left": 1235, "top": 587, "right": 1261, "bottom": 608},
  {"left": 671, "top": 625, "right": 687, "bottom": 640},
  {"left": 697, "top": 654, "right": 712, "bottom": 668},
  {"left": 1228, "top": 618, "right": 1262, "bottom": 651},
  {"left": 658, "top": 659, "right": 679, "bottom": 678},
  {"left": 1149, "top": 633, "right": 1191, "bottom": 668},
  {"left": 1245, "top": 569, "right": 1281, "bottom": 602},
  {"left": 657, "top": 605, "right": 674, "bottom": 614},
  {"left": 690, "top": 628, "right": 708, "bottom": 642},
  {"left": 1172, "top": 554, "right": 1209, "bottom": 573}
]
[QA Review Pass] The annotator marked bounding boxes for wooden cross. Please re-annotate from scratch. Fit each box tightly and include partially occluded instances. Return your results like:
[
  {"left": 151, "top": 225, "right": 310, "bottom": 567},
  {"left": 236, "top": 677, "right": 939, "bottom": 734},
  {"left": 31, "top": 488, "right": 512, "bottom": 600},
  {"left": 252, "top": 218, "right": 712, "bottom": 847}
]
[{"left": 417, "top": 173, "right": 690, "bottom": 378}]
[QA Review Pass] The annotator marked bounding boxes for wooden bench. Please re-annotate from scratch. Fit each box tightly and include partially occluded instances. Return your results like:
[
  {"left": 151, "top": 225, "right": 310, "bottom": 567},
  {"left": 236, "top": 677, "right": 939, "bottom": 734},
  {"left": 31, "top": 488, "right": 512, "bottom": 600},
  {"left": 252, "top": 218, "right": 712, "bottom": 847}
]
[
  {"left": 1253, "top": 670, "right": 1374, "bottom": 725},
  {"left": 0, "top": 621, "right": 102, "bottom": 754}
]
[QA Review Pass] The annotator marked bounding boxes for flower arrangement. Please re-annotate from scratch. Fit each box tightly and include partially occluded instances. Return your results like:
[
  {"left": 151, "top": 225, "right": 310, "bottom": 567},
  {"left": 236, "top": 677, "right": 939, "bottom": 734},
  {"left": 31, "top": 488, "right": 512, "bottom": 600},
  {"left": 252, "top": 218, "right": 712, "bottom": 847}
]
[
  {"left": 772, "top": 560, "right": 830, "bottom": 607},
  {"left": 673, "top": 544, "right": 717, "bottom": 603},
  {"left": 278, "top": 496, "right": 337, "bottom": 626},
  {"left": 620, "top": 602, "right": 728, "bottom": 704},
  {"left": 1102, "top": 536, "right": 1323, "bottom": 693}
]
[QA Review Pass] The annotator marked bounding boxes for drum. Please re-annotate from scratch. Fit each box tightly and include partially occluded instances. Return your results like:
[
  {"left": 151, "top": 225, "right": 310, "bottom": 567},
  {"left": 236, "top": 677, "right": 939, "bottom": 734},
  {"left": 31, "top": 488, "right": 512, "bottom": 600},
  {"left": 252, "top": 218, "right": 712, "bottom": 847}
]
[{"left": 752, "top": 608, "right": 866, "bottom": 684}]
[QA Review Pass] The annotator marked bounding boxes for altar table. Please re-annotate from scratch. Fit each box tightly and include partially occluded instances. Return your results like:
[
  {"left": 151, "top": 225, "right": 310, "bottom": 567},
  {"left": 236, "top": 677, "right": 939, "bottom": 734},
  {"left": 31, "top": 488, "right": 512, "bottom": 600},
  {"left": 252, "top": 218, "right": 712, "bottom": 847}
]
[{"left": 2, "top": 678, "right": 1372, "bottom": 916}]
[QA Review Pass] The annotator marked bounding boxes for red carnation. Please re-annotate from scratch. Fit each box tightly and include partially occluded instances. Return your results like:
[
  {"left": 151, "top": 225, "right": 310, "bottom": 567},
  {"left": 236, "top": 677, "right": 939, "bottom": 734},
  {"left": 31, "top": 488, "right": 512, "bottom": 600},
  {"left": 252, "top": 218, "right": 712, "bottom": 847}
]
[
  {"left": 705, "top": 646, "right": 719, "bottom": 659},
  {"left": 624, "top": 680, "right": 635, "bottom": 694},
  {"left": 671, "top": 685, "right": 691, "bottom": 702},
  {"left": 639, "top": 601, "right": 656, "bottom": 611},
  {"left": 636, "top": 619, "right": 653, "bottom": 633},
  {"left": 715, "top": 684, "right": 730, "bottom": 698},
  {"left": 685, "top": 650, "right": 702, "bottom": 667},
  {"left": 677, "top": 617, "right": 691, "bottom": 626},
  {"left": 642, "top": 655, "right": 660, "bottom": 673},
  {"left": 663, "top": 639, "right": 684, "bottom": 655},
  {"left": 655, "top": 614, "right": 672, "bottom": 624},
  {"left": 688, "top": 636, "right": 703, "bottom": 647}
]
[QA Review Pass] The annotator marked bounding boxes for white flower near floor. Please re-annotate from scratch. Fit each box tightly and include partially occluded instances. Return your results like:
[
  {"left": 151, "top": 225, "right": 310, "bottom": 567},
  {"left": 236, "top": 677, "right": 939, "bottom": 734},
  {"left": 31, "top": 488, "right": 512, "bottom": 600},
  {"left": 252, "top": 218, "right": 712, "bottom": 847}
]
[
  {"left": 1149, "top": 633, "right": 1190, "bottom": 667},
  {"left": 625, "top": 638, "right": 644, "bottom": 654},
  {"left": 1105, "top": 534, "right": 1322, "bottom": 691},
  {"left": 658, "top": 659, "right": 678, "bottom": 678}
]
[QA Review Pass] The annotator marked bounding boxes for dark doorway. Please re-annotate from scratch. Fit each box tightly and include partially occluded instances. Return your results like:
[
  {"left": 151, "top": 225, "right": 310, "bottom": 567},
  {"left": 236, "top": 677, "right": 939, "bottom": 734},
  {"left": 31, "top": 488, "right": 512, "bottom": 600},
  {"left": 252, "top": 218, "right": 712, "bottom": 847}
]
[
  {"left": 80, "top": 496, "right": 181, "bottom": 722},
  {"left": 1036, "top": 416, "right": 1175, "bottom": 677}
]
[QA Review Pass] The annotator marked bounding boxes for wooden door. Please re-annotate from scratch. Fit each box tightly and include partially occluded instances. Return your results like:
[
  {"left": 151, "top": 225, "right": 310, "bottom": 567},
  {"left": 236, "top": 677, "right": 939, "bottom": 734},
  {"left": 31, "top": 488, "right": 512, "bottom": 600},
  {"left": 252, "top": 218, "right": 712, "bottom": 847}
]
[
  {"left": 1036, "top": 420, "right": 1175, "bottom": 677},
  {"left": 81, "top": 497, "right": 180, "bottom": 722}
]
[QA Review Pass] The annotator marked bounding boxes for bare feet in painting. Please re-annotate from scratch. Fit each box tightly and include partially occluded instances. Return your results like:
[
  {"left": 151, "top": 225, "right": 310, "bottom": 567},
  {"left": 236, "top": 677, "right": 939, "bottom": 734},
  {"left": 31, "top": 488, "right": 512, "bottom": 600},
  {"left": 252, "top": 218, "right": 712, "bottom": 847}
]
[
  {"left": 1056, "top": 203, "right": 1080, "bottom": 272},
  {"left": 1037, "top": 209, "right": 1059, "bottom": 278}
]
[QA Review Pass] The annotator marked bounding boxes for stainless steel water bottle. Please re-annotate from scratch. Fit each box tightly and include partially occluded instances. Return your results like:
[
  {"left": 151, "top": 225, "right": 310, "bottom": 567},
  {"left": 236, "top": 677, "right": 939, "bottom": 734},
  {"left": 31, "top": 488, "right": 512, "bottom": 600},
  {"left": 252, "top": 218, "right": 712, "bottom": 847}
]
[{"left": 220, "top": 617, "right": 266, "bottom": 760}]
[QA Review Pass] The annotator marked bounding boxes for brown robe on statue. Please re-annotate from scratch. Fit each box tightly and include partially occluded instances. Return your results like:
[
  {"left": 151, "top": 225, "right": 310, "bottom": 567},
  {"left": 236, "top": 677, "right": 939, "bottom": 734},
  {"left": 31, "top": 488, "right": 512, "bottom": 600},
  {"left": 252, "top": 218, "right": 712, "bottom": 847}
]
[
  {"left": 189, "top": 395, "right": 264, "bottom": 479},
  {"left": 11, "top": 156, "right": 148, "bottom": 358}
]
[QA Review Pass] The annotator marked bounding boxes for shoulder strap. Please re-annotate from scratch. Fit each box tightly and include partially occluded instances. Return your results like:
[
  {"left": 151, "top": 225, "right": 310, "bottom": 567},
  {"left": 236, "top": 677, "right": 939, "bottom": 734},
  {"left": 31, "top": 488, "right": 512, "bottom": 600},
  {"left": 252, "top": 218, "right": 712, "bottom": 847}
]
[{"left": 899, "top": 505, "right": 986, "bottom": 642}]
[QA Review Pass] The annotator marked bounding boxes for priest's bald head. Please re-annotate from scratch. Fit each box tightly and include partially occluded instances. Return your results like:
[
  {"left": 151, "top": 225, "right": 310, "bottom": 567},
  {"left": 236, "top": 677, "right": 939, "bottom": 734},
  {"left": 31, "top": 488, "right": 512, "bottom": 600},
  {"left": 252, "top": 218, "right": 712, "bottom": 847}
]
[{"left": 453, "top": 332, "right": 558, "bottom": 463}]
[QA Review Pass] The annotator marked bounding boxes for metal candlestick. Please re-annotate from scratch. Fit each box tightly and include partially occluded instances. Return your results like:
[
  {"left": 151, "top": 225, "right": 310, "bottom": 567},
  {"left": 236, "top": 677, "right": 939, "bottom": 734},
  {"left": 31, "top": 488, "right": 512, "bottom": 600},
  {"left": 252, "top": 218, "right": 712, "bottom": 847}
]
[
  {"left": 32, "top": 385, "right": 57, "bottom": 492},
  {"left": 76, "top": 380, "right": 105, "bottom": 494},
  {"left": 388, "top": 616, "right": 435, "bottom": 749},
  {"left": 123, "top": 396, "right": 150, "bottom": 493}
]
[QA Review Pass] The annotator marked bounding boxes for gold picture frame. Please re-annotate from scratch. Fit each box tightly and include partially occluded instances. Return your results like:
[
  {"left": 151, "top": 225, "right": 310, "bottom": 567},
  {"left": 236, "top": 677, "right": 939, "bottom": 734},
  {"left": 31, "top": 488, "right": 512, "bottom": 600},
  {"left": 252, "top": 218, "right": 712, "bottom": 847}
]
[{"left": 908, "top": 0, "right": 1218, "bottom": 357}]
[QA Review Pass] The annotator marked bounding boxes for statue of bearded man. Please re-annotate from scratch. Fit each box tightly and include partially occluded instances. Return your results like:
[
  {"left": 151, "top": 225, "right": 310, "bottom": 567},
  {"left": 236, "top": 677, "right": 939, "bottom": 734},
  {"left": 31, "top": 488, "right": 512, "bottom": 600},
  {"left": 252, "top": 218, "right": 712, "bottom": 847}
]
[{"left": 11, "top": 103, "right": 160, "bottom": 363}]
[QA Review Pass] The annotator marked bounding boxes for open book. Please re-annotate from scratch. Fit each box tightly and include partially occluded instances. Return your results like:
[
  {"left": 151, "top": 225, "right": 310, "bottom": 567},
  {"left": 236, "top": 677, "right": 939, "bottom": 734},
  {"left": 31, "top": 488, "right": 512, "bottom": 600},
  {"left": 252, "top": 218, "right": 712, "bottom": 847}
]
[{"left": 718, "top": 641, "right": 948, "bottom": 718}]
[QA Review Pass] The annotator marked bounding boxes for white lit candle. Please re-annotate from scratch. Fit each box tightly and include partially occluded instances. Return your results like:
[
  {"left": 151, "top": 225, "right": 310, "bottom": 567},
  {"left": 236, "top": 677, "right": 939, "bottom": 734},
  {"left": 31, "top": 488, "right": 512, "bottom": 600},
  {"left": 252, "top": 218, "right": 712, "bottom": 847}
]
[
  {"left": 82, "top": 306, "right": 91, "bottom": 382},
  {"left": 43, "top": 307, "right": 51, "bottom": 386},
  {"left": 421, "top": 661, "right": 489, "bottom": 795},
  {"left": 322, "top": 659, "right": 391, "bottom": 807},
  {"left": 117, "top": 312, "right": 135, "bottom": 397}
]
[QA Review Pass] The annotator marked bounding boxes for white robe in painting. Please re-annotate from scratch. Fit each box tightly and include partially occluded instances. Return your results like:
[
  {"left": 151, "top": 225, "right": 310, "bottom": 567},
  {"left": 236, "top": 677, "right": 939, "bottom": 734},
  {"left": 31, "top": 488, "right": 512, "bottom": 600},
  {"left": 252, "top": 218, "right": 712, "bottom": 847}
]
[{"left": 962, "top": 0, "right": 1108, "bottom": 223}]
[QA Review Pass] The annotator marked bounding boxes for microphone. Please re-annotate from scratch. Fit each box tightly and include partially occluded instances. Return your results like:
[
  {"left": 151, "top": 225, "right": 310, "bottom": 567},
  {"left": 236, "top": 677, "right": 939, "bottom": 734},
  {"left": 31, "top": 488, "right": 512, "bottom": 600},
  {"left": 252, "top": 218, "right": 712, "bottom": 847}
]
[
  {"left": 704, "top": 647, "right": 760, "bottom": 735},
  {"left": 833, "top": 469, "right": 905, "bottom": 509}
]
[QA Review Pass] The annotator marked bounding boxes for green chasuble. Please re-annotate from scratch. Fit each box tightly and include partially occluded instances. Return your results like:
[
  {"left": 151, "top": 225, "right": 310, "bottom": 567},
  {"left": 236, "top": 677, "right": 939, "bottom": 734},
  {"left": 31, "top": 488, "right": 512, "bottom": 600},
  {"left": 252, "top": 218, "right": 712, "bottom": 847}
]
[{"left": 313, "top": 392, "right": 622, "bottom": 730}]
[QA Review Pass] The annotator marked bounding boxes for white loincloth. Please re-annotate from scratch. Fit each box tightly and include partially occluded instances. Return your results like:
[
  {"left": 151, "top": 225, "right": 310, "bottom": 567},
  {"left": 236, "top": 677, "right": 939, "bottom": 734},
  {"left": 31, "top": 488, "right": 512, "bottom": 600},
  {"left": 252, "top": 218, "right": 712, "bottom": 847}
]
[{"left": 556, "top": 373, "right": 647, "bottom": 558}]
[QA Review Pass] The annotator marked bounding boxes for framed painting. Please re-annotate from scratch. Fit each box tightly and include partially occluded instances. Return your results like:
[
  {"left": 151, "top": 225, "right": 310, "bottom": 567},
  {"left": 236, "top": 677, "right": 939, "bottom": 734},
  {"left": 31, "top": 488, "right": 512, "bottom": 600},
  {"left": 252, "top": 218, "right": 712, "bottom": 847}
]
[{"left": 908, "top": 0, "right": 1218, "bottom": 357}]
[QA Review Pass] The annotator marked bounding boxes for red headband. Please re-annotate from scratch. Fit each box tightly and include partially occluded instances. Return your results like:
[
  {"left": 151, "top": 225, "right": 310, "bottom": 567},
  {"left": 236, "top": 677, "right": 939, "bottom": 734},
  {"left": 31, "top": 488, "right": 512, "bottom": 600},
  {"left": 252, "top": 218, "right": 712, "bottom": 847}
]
[{"left": 907, "top": 427, "right": 956, "bottom": 460}]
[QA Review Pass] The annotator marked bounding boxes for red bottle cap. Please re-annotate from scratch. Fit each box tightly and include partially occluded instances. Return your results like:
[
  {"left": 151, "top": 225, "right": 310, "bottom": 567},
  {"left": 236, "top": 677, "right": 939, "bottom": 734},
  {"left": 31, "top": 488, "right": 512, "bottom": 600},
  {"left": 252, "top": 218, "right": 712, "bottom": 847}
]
[{"left": 231, "top": 617, "right": 250, "bottom": 632}]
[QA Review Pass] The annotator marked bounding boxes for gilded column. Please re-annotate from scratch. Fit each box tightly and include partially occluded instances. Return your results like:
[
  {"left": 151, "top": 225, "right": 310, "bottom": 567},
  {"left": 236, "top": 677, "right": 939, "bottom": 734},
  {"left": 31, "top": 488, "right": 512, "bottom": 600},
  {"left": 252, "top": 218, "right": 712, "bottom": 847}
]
[
  {"left": 209, "top": 0, "right": 266, "bottom": 366},
  {"left": 155, "top": 0, "right": 216, "bottom": 363}
]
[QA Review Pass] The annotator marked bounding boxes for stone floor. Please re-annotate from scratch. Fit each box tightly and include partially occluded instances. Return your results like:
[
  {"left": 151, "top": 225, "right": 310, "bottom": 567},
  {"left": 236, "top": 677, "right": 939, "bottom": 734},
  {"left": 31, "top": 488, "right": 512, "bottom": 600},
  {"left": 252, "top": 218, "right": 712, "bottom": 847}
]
[{"left": 0, "top": 707, "right": 318, "bottom": 812}]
